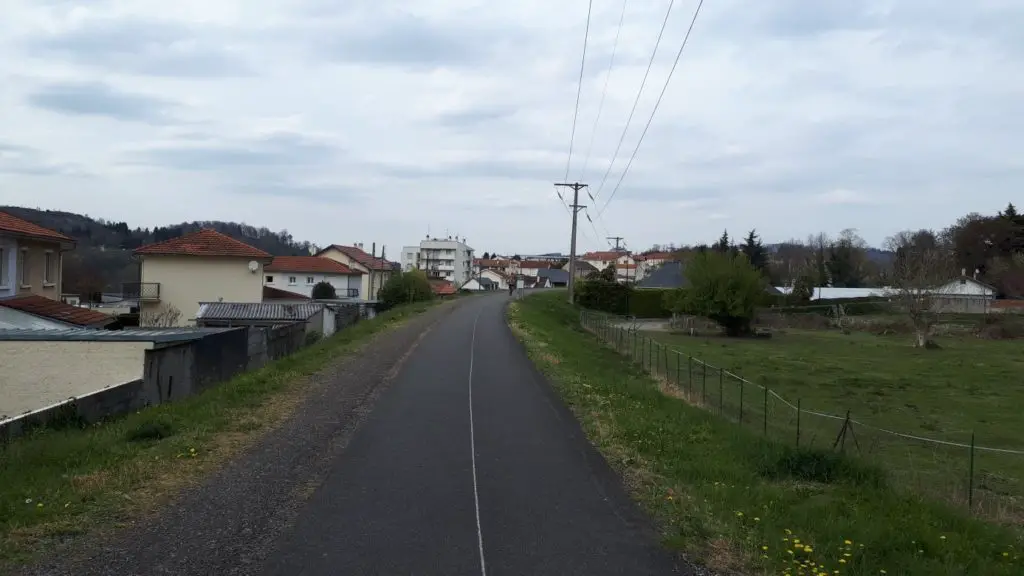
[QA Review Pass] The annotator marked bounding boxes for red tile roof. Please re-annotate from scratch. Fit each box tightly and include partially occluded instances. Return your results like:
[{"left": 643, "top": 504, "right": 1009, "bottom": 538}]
[
  {"left": 581, "top": 251, "right": 627, "bottom": 261},
  {"left": 430, "top": 280, "right": 457, "bottom": 296},
  {"left": 640, "top": 252, "right": 676, "bottom": 261},
  {"left": 0, "top": 295, "right": 113, "bottom": 327},
  {"left": 262, "top": 286, "right": 311, "bottom": 301},
  {"left": 134, "top": 229, "right": 272, "bottom": 258},
  {"left": 519, "top": 260, "right": 554, "bottom": 269},
  {"left": 474, "top": 258, "right": 509, "bottom": 267},
  {"left": 319, "top": 245, "right": 395, "bottom": 271},
  {"left": 265, "top": 256, "right": 362, "bottom": 274},
  {"left": 0, "top": 211, "right": 73, "bottom": 243}
]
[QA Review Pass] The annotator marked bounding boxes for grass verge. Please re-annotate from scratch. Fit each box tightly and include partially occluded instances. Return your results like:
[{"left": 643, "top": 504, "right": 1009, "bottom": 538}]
[
  {"left": 0, "top": 300, "right": 438, "bottom": 565},
  {"left": 508, "top": 292, "right": 1022, "bottom": 575}
]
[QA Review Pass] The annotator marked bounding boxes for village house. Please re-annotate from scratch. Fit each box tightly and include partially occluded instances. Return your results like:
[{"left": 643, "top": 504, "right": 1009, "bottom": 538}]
[
  {"left": 132, "top": 229, "right": 272, "bottom": 327},
  {"left": 317, "top": 244, "right": 396, "bottom": 301},
  {"left": 264, "top": 256, "right": 363, "bottom": 299}
]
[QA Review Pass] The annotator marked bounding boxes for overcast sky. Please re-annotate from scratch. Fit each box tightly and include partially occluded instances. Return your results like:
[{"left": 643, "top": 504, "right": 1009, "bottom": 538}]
[{"left": 1, "top": 1, "right": 1021, "bottom": 256}]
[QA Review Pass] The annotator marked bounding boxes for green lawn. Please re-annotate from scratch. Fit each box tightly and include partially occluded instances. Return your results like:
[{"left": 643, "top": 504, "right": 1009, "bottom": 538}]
[
  {"left": 611, "top": 324, "right": 1024, "bottom": 523},
  {"left": 509, "top": 292, "right": 1022, "bottom": 575},
  {"left": 0, "top": 300, "right": 438, "bottom": 565}
]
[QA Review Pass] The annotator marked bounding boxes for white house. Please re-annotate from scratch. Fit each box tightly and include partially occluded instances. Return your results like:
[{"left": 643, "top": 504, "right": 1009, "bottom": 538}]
[
  {"left": 517, "top": 260, "right": 554, "bottom": 278},
  {"left": 581, "top": 250, "right": 633, "bottom": 272},
  {"left": 317, "top": 244, "right": 396, "bottom": 301},
  {"left": 930, "top": 273, "right": 997, "bottom": 313},
  {"left": 479, "top": 269, "right": 509, "bottom": 290},
  {"left": 264, "top": 256, "right": 363, "bottom": 298},
  {"left": 401, "top": 236, "right": 475, "bottom": 286}
]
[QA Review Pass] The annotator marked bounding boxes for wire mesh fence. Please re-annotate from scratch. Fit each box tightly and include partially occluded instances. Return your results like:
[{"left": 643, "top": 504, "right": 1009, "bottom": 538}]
[{"left": 580, "top": 309, "right": 1024, "bottom": 525}]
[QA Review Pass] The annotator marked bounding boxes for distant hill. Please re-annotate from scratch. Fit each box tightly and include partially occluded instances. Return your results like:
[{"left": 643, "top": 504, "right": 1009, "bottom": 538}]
[{"left": 2, "top": 206, "right": 319, "bottom": 299}]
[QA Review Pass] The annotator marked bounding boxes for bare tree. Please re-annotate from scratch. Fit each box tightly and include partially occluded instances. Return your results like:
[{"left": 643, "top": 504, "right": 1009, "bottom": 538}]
[
  {"left": 141, "top": 303, "right": 183, "bottom": 327},
  {"left": 884, "top": 230, "right": 957, "bottom": 348}
]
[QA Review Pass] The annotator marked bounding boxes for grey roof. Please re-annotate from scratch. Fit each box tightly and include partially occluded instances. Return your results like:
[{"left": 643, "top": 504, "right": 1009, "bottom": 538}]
[
  {"left": 477, "top": 277, "right": 496, "bottom": 287},
  {"left": 0, "top": 307, "right": 76, "bottom": 330},
  {"left": 638, "top": 261, "right": 687, "bottom": 289},
  {"left": 196, "top": 301, "right": 323, "bottom": 322},
  {"left": 538, "top": 268, "right": 570, "bottom": 284},
  {"left": 0, "top": 327, "right": 236, "bottom": 343}
]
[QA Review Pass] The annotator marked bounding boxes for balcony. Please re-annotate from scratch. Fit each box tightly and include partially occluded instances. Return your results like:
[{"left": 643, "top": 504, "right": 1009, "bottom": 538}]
[
  {"left": 122, "top": 282, "right": 160, "bottom": 301},
  {"left": 343, "top": 288, "right": 359, "bottom": 298}
]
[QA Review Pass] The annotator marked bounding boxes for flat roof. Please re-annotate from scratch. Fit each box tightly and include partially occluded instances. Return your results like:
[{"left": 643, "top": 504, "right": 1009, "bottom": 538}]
[{"left": 0, "top": 327, "right": 238, "bottom": 343}]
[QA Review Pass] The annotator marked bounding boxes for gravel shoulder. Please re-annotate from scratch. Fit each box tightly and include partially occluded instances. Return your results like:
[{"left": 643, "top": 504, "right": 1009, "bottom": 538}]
[{"left": 15, "top": 301, "right": 458, "bottom": 576}]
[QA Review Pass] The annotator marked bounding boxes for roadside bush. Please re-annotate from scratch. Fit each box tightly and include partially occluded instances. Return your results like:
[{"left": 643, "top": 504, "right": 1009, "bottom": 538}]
[
  {"left": 378, "top": 270, "right": 434, "bottom": 311},
  {"left": 629, "top": 288, "right": 672, "bottom": 318},
  {"left": 311, "top": 281, "right": 336, "bottom": 299},
  {"left": 125, "top": 416, "right": 177, "bottom": 442},
  {"left": 758, "top": 444, "right": 887, "bottom": 489},
  {"left": 575, "top": 278, "right": 630, "bottom": 315},
  {"left": 666, "top": 251, "right": 765, "bottom": 336}
]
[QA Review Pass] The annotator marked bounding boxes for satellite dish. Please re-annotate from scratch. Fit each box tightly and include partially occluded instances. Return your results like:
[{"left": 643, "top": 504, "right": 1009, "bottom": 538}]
[{"left": 248, "top": 260, "right": 259, "bottom": 273}]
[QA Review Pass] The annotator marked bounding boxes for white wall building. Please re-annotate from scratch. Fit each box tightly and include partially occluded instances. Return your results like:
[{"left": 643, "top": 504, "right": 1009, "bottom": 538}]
[
  {"left": 401, "top": 236, "right": 475, "bottom": 286},
  {"left": 264, "top": 256, "right": 363, "bottom": 298}
]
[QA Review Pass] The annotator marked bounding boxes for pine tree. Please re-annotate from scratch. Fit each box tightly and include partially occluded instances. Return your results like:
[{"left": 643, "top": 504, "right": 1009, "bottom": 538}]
[
  {"left": 740, "top": 229, "right": 768, "bottom": 273},
  {"left": 713, "top": 230, "right": 731, "bottom": 253}
]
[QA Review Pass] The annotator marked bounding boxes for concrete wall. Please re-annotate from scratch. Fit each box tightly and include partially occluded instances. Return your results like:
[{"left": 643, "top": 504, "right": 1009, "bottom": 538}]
[
  {"left": 140, "top": 255, "right": 265, "bottom": 327},
  {"left": 264, "top": 272, "right": 361, "bottom": 298},
  {"left": 0, "top": 340, "right": 151, "bottom": 419},
  {"left": 933, "top": 296, "right": 992, "bottom": 314},
  {"left": 144, "top": 327, "right": 250, "bottom": 402}
]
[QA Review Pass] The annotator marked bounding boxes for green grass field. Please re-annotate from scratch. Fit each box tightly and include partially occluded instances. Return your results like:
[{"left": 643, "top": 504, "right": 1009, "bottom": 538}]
[
  {"left": 509, "top": 292, "right": 1023, "bottom": 575},
  {"left": 613, "top": 324, "right": 1024, "bottom": 523},
  {"left": 0, "top": 300, "right": 438, "bottom": 566}
]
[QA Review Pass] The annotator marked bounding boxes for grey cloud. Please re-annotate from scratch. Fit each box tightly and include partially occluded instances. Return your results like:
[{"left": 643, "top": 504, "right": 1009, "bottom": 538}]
[
  {"left": 124, "top": 132, "right": 342, "bottom": 171},
  {"left": 30, "top": 18, "right": 253, "bottom": 77},
  {"left": 372, "top": 155, "right": 561, "bottom": 182},
  {"left": 28, "top": 81, "right": 180, "bottom": 124},
  {"left": 0, "top": 141, "right": 89, "bottom": 176},
  {"left": 228, "top": 177, "right": 367, "bottom": 203},
  {"left": 435, "top": 107, "right": 517, "bottom": 128}
]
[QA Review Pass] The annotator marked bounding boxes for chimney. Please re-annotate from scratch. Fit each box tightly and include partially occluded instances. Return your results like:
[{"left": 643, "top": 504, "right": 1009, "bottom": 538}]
[
  {"left": 974, "top": 269, "right": 979, "bottom": 279},
  {"left": 961, "top": 268, "right": 966, "bottom": 277}
]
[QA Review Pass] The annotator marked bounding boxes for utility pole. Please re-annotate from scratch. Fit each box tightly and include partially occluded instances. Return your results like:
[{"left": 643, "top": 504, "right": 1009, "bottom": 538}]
[
  {"left": 607, "top": 236, "right": 625, "bottom": 251},
  {"left": 555, "top": 182, "right": 587, "bottom": 304}
]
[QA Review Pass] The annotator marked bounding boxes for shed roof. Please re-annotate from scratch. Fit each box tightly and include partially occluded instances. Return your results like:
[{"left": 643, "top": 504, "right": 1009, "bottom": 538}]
[
  {"left": 317, "top": 245, "right": 395, "bottom": 271},
  {"left": 0, "top": 327, "right": 235, "bottom": 343},
  {"left": 262, "top": 286, "right": 312, "bottom": 301},
  {"left": 538, "top": 268, "right": 570, "bottom": 284},
  {"left": 134, "top": 229, "right": 272, "bottom": 258},
  {"left": 0, "top": 295, "right": 114, "bottom": 327},
  {"left": 196, "top": 302, "right": 323, "bottom": 322},
  {"left": 637, "top": 261, "right": 687, "bottom": 289}
]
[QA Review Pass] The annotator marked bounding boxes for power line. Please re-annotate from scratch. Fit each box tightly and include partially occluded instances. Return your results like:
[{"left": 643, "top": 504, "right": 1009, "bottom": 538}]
[
  {"left": 578, "top": 0, "right": 629, "bottom": 183},
  {"left": 598, "top": 0, "right": 705, "bottom": 217},
  {"left": 563, "top": 0, "right": 595, "bottom": 183},
  {"left": 592, "top": 0, "right": 677, "bottom": 200}
]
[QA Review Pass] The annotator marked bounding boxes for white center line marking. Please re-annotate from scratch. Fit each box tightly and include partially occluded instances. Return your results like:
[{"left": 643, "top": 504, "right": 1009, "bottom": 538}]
[{"left": 468, "top": 309, "right": 487, "bottom": 576}]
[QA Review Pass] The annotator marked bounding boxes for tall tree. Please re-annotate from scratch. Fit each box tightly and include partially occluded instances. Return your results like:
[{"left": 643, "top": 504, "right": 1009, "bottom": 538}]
[
  {"left": 885, "top": 231, "right": 956, "bottom": 348},
  {"left": 740, "top": 229, "right": 768, "bottom": 274},
  {"left": 712, "top": 230, "right": 731, "bottom": 253},
  {"left": 806, "top": 233, "right": 831, "bottom": 286},
  {"left": 826, "top": 229, "right": 868, "bottom": 287},
  {"left": 667, "top": 250, "right": 765, "bottom": 337}
]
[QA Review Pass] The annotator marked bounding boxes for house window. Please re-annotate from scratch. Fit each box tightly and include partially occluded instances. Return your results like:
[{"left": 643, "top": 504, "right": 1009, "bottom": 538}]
[
  {"left": 266, "top": 275, "right": 274, "bottom": 283},
  {"left": 306, "top": 276, "right": 315, "bottom": 285},
  {"left": 43, "top": 251, "right": 54, "bottom": 285},
  {"left": 18, "top": 248, "right": 28, "bottom": 287},
  {"left": 0, "top": 247, "right": 6, "bottom": 286},
  {"left": 288, "top": 276, "right": 297, "bottom": 285}
]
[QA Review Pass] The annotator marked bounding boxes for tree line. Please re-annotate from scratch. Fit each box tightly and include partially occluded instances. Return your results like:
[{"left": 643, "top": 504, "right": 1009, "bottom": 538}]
[{"left": 651, "top": 202, "right": 1023, "bottom": 299}]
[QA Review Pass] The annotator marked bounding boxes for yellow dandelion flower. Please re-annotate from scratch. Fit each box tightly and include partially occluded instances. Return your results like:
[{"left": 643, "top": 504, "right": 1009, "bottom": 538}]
[
  {"left": 844, "top": 539, "right": 852, "bottom": 545},
  {"left": 839, "top": 559, "right": 846, "bottom": 564},
  {"left": 762, "top": 546, "right": 769, "bottom": 551},
  {"left": 940, "top": 535, "right": 946, "bottom": 540},
  {"left": 804, "top": 546, "right": 814, "bottom": 553}
]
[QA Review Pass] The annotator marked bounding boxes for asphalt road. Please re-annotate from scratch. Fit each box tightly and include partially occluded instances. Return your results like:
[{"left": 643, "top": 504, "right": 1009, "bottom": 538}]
[{"left": 260, "top": 293, "right": 681, "bottom": 576}]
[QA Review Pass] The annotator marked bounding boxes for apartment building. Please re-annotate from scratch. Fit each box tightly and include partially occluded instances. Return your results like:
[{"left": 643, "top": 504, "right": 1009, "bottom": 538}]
[{"left": 401, "top": 236, "right": 475, "bottom": 286}]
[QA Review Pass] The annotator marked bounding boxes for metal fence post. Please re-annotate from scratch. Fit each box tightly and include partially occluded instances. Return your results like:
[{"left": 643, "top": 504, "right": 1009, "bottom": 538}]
[
  {"left": 701, "top": 363, "right": 707, "bottom": 404},
  {"left": 718, "top": 368, "right": 724, "bottom": 415},
  {"left": 701, "top": 361, "right": 706, "bottom": 397},
  {"left": 763, "top": 386, "right": 768, "bottom": 435},
  {"left": 688, "top": 356, "right": 693, "bottom": 388},
  {"left": 968, "top": 431, "right": 976, "bottom": 512},
  {"left": 675, "top": 351, "right": 681, "bottom": 386},
  {"left": 739, "top": 377, "right": 745, "bottom": 424},
  {"left": 796, "top": 398, "right": 802, "bottom": 447}
]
